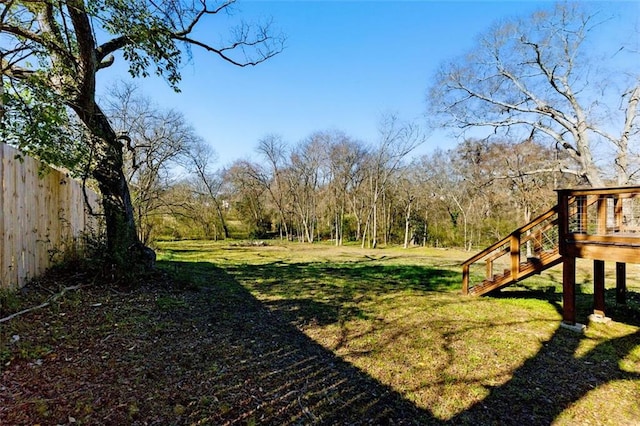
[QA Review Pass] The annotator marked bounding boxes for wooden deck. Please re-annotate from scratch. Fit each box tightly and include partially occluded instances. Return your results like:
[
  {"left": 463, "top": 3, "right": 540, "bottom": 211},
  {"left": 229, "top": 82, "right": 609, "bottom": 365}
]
[{"left": 462, "top": 186, "right": 640, "bottom": 325}]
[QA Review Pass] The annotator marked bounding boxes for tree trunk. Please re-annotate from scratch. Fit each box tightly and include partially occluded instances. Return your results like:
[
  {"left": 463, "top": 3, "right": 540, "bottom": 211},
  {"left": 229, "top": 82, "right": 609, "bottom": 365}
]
[
  {"left": 86, "top": 108, "right": 155, "bottom": 272},
  {"left": 338, "top": 202, "right": 345, "bottom": 246},
  {"left": 403, "top": 197, "right": 412, "bottom": 249},
  {"left": 212, "top": 198, "right": 230, "bottom": 239}
]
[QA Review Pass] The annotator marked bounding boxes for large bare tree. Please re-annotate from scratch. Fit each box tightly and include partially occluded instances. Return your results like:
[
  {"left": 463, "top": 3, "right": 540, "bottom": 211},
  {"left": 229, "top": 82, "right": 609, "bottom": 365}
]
[
  {"left": 326, "top": 132, "right": 366, "bottom": 246},
  {"left": 0, "top": 0, "right": 284, "bottom": 272},
  {"left": 225, "top": 160, "right": 271, "bottom": 238},
  {"left": 429, "top": 3, "right": 639, "bottom": 187},
  {"left": 256, "top": 134, "right": 291, "bottom": 240},
  {"left": 286, "top": 132, "right": 329, "bottom": 243}
]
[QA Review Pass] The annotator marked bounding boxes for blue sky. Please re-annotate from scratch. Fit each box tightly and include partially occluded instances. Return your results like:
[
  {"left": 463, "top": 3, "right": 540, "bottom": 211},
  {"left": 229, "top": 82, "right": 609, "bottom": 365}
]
[{"left": 97, "top": 1, "right": 639, "bottom": 166}]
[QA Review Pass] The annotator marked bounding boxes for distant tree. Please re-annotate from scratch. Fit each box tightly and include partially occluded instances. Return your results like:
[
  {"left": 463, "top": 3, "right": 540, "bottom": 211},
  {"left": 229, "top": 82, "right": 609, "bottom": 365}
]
[
  {"left": 286, "top": 133, "right": 330, "bottom": 243},
  {"left": 395, "top": 170, "right": 416, "bottom": 249},
  {"left": 426, "top": 149, "right": 476, "bottom": 249},
  {"left": 1, "top": 0, "right": 284, "bottom": 273},
  {"left": 361, "top": 115, "right": 425, "bottom": 248},
  {"left": 185, "top": 140, "right": 230, "bottom": 239},
  {"left": 486, "top": 139, "right": 571, "bottom": 222},
  {"left": 429, "top": 3, "right": 639, "bottom": 187},
  {"left": 105, "top": 82, "right": 197, "bottom": 244},
  {"left": 256, "top": 135, "right": 291, "bottom": 240},
  {"left": 225, "top": 160, "right": 271, "bottom": 238},
  {"left": 326, "top": 132, "right": 367, "bottom": 245}
]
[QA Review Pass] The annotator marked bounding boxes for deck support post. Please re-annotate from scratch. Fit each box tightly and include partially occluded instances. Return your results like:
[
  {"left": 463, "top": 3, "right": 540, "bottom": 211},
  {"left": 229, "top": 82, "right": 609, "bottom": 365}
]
[
  {"left": 510, "top": 234, "right": 520, "bottom": 281},
  {"left": 562, "top": 256, "right": 577, "bottom": 325},
  {"left": 593, "top": 260, "right": 606, "bottom": 317},
  {"left": 616, "top": 262, "right": 627, "bottom": 305},
  {"left": 462, "top": 264, "right": 469, "bottom": 295}
]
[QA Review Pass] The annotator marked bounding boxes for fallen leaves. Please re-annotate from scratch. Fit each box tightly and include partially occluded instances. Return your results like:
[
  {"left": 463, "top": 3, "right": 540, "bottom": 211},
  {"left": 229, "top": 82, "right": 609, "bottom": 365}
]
[{"left": 0, "top": 266, "right": 429, "bottom": 425}]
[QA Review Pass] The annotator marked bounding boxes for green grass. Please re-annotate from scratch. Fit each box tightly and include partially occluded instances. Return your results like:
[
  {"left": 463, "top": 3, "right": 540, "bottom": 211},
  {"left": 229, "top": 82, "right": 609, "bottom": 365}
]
[{"left": 156, "top": 240, "right": 640, "bottom": 424}]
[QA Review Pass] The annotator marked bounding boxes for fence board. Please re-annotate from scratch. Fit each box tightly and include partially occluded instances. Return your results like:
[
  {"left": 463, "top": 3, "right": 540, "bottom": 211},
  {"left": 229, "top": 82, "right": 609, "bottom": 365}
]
[
  {"left": 0, "top": 145, "right": 5, "bottom": 288},
  {"left": 3, "top": 146, "right": 17, "bottom": 289},
  {"left": 0, "top": 143, "right": 100, "bottom": 289}
]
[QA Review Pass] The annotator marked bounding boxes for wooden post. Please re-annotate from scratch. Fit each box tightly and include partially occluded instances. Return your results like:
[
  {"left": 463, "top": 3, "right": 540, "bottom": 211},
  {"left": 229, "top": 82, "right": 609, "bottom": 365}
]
[
  {"left": 562, "top": 256, "right": 577, "bottom": 325},
  {"left": 462, "top": 264, "right": 469, "bottom": 295},
  {"left": 614, "top": 196, "right": 623, "bottom": 232},
  {"left": 616, "top": 262, "right": 627, "bottom": 305},
  {"left": 557, "top": 190, "right": 569, "bottom": 256},
  {"left": 593, "top": 260, "right": 606, "bottom": 317},
  {"left": 577, "top": 196, "right": 587, "bottom": 234},
  {"left": 532, "top": 229, "right": 541, "bottom": 256},
  {"left": 597, "top": 197, "right": 607, "bottom": 234},
  {"left": 486, "top": 257, "right": 493, "bottom": 280},
  {"left": 510, "top": 234, "right": 520, "bottom": 281}
]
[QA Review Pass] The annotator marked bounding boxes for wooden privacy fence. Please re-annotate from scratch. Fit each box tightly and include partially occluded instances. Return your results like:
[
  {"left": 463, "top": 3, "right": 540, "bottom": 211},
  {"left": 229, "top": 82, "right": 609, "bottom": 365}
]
[{"left": 0, "top": 143, "right": 100, "bottom": 290}]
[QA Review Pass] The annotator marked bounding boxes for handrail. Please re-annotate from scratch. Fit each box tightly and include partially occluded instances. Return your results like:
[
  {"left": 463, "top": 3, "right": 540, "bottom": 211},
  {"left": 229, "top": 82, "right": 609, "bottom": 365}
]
[
  {"left": 520, "top": 221, "right": 556, "bottom": 245},
  {"left": 462, "top": 205, "right": 558, "bottom": 268},
  {"left": 461, "top": 201, "right": 571, "bottom": 295},
  {"left": 463, "top": 194, "right": 599, "bottom": 270},
  {"left": 557, "top": 185, "right": 640, "bottom": 197}
]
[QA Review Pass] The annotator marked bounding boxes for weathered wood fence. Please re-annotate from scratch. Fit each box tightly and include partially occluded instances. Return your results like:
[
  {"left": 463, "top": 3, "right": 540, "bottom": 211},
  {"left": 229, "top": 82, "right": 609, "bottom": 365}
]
[{"left": 0, "top": 143, "right": 100, "bottom": 289}]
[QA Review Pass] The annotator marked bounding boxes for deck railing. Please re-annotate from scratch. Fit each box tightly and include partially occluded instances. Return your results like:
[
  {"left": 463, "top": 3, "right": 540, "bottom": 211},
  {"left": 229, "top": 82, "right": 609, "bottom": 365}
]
[
  {"left": 558, "top": 186, "right": 640, "bottom": 263},
  {"left": 462, "top": 205, "right": 561, "bottom": 295}
]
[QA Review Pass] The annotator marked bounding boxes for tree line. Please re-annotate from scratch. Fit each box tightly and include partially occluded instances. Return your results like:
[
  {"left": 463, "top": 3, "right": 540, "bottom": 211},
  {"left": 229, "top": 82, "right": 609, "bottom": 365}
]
[{"left": 111, "top": 84, "right": 575, "bottom": 250}]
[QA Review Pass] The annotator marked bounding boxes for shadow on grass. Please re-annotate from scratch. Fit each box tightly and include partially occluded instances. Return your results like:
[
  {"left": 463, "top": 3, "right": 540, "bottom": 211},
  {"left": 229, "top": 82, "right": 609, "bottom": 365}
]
[
  {"left": 219, "top": 261, "right": 460, "bottom": 328},
  {"left": 160, "top": 259, "right": 640, "bottom": 425},
  {"left": 493, "top": 284, "right": 640, "bottom": 328},
  {"left": 451, "top": 325, "right": 640, "bottom": 425},
  {"left": 456, "top": 285, "right": 640, "bottom": 423},
  {"left": 160, "top": 260, "right": 435, "bottom": 424},
  {"left": 238, "top": 261, "right": 462, "bottom": 293}
]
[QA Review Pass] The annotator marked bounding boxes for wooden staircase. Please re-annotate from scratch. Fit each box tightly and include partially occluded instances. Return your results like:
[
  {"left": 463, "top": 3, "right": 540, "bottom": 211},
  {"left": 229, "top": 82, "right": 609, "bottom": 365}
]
[
  {"left": 463, "top": 186, "right": 640, "bottom": 324},
  {"left": 462, "top": 205, "right": 563, "bottom": 296}
]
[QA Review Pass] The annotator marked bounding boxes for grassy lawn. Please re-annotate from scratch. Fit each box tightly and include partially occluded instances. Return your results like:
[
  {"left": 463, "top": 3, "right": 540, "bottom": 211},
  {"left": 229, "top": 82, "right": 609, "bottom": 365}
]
[
  {"left": 156, "top": 240, "right": 640, "bottom": 424},
  {"left": 1, "top": 240, "right": 638, "bottom": 424}
]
